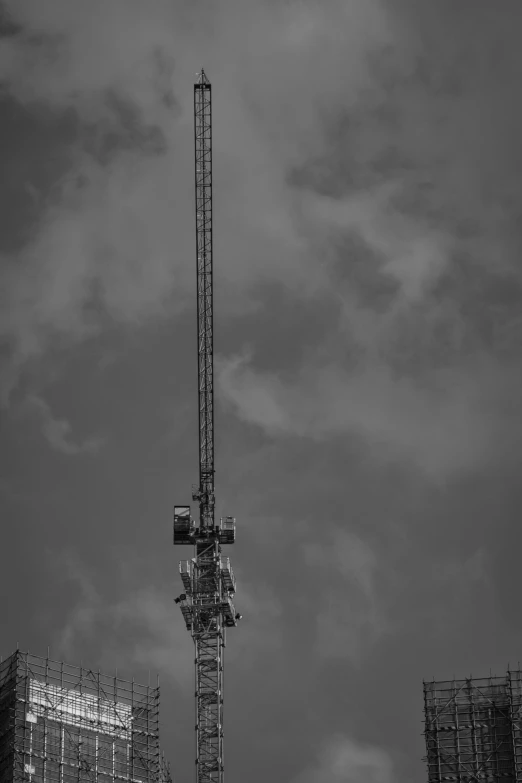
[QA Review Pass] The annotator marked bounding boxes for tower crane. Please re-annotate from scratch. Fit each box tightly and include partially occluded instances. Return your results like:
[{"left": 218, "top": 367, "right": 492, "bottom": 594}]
[{"left": 173, "top": 69, "right": 241, "bottom": 783}]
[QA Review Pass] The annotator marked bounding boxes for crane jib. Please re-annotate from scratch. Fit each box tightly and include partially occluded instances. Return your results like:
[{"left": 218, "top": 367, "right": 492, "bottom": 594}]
[{"left": 195, "top": 70, "right": 214, "bottom": 529}]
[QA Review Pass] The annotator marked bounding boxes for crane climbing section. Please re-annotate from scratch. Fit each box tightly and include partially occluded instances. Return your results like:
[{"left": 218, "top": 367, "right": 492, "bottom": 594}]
[{"left": 173, "top": 70, "right": 241, "bottom": 783}]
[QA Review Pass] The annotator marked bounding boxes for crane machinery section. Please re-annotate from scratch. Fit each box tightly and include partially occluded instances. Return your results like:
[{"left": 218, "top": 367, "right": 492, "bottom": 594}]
[{"left": 173, "top": 69, "right": 241, "bottom": 783}]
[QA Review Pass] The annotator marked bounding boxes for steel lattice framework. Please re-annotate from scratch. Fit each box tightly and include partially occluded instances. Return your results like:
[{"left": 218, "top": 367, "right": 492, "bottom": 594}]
[
  {"left": 423, "top": 671, "right": 522, "bottom": 782},
  {"left": 173, "top": 70, "right": 241, "bottom": 783},
  {"left": 0, "top": 650, "right": 172, "bottom": 783},
  {"left": 194, "top": 68, "right": 214, "bottom": 533}
]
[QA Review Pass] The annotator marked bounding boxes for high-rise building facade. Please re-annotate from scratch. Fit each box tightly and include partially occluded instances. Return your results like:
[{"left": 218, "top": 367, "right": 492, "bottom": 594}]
[
  {"left": 0, "top": 651, "right": 172, "bottom": 783},
  {"left": 424, "top": 671, "right": 522, "bottom": 782}
]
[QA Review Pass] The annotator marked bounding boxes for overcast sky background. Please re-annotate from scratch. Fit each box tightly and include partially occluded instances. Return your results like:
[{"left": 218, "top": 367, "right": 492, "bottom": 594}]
[{"left": 2, "top": 1, "right": 522, "bottom": 781}]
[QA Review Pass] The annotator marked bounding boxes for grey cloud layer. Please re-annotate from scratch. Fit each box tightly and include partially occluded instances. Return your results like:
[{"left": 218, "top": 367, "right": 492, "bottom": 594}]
[
  {"left": 3, "top": 3, "right": 522, "bottom": 782},
  {"left": 26, "top": 395, "right": 104, "bottom": 455},
  {"left": 0, "top": 0, "right": 392, "bottom": 393},
  {"left": 292, "top": 736, "right": 394, "bottom": 783},
  {"left": 2, "top": 0, "right": 522, "bottom": 475}
]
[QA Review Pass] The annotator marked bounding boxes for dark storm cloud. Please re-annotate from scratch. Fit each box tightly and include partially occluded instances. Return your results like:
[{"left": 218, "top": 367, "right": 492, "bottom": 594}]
[
  {"left": 2, "top": 2, "right": 522, "bottom": 783},
  {"left": 0, "top": 0, "right": 393, "bottom": 399},
  {"left": 218, "top": 0, "right": 522, "bottom": 481},
  {"left": 3, "top": 0, "right": 521, "bottom": 463}
]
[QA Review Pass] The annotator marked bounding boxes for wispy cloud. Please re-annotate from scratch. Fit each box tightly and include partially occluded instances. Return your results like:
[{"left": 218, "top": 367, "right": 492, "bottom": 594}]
[
  {"left": 420, "top": 548, "right": 492, "bottom": 639},
  {"left": 302, "top": 529, "right": 390, "bottom": 662},
  {"left": 2, "top": 0, "right": 522, "bottom": 473},
  {"left": 54, "top": 554, "right": 193, "bottom": 685},
  {"left": 292, "top": 735, "right": 395, "bottom": 783},
  {"left": 216, "top": 143, "right": 522, "bottom": 482},
  {"left": 2, "top": 5, "right": 522, "bottom": 782},
  {"left": 218, "top": 352, "right": 505, "bottom": 481},
  {"left": 0, "top": 0, "right": 394, "bottom": 398},
  {"left": 26, "top": 395, "right": 104, "bottom": 455},
  {"left": 53, "top": 552, "right": 282, "bottom": 683},
  {"left": 304, "top": 184, "right": 452, "bottom": 307}
]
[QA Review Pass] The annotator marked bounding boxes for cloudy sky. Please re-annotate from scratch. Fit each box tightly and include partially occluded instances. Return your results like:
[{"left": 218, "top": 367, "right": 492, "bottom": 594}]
[{"left": 2, "top": 1, "right": 522, "bottom": 781}]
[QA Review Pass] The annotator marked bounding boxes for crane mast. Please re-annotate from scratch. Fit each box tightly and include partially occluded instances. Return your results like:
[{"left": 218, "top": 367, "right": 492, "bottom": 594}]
[
  {"left": 194, "top": 67, "right": 214, "bottom": 532},
  {"left": 173, "top": 70, "right": 241, "bottom": 783}
]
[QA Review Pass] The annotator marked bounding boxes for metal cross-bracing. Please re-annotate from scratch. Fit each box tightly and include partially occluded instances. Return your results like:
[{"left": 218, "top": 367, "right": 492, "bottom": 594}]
[
  {"left": 194, "top": 69, "right": 214, "bottom": 531},
  {"left": 423, "top": 671, "right": 522, "bottom": 782},
  {"left": 0, "top": 650, "right": 172, "bottom": 783},
  {"left": 173, "top": 69, "right": 241, "bottom": 783},
  {"left": 173, "top": 541, "right": 239, "bottom": 783},
  {"left": 194, "top": 540, "right": 224, "bottom": 782}
]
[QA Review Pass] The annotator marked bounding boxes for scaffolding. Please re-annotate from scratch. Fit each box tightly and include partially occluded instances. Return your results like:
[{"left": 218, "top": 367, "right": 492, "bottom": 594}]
[
  {"left": 424, "top": 670, "right": 522, "bottom": 782},
  {"left": 0, "top": 651, "right": 172, "bottom": 783}
]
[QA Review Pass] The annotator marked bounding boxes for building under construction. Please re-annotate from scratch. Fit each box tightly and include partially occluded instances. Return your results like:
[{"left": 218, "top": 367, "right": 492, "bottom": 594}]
[
  {"left": 424, "top": 670, "right": 522, "bottom": 781},
  {"left": 0, "top": 651, "right": 172, "bottom": 783}
]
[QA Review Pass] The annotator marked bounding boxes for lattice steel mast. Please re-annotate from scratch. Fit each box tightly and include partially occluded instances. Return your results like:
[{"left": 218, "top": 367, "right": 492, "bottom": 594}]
[{"left": 173, "top": 69, "right": 241, "bottom": 783}]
